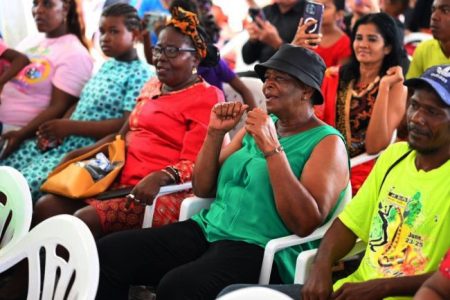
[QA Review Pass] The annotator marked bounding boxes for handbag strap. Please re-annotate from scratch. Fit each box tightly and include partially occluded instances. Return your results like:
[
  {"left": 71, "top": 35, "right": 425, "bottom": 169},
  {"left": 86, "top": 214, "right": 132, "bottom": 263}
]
[{"left": 378, "top": 149, "right": 413, "bottom": 194}]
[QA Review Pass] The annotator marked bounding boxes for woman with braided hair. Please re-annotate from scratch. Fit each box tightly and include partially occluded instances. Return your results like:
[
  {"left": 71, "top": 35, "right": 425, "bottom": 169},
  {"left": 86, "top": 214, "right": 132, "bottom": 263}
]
[{"left": 33, "top": 7, "right": 223, "bottom": 237}]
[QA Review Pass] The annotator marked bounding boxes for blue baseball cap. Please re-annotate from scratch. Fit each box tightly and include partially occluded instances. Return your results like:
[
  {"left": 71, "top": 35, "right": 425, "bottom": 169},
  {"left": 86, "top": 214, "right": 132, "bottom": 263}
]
[{"left": 404, "top": 65, "right": 450, "bottom": 106}]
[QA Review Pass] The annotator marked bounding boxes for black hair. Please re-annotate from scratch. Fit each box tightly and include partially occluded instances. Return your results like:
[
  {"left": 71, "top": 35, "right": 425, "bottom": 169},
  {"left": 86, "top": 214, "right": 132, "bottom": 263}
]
[
  {"left": 196, "top": 0, "right": 220, "bottom": 44},
  {"left": 169, "top": 0, "right": 220, "bottom": 44},
  {"left": 388, "top": 0, "right": 409, "bottom": 10},
  {"left": 169, "top": 0, "right": 199, "bottom": 16},
  {"left": 341, "top": 12, "right": 402, "bottom": 84},
  {"left": 198, "top": 26, "right": 220, "bottom": 67},
  {"left": 63, "top": 0, "right": 89, "bottom": 49},
  {"left": 102, "top": 3, "right": 142, "bottom": 31},
  {"left": 333, "top": 0, "right": 345, "bottom": 11}
]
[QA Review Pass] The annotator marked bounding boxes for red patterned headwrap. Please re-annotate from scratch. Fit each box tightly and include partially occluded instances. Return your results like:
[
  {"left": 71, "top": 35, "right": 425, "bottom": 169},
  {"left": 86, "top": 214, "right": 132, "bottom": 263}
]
[{"left": 168, "top": 7, "right": 207, "bottom": 59}]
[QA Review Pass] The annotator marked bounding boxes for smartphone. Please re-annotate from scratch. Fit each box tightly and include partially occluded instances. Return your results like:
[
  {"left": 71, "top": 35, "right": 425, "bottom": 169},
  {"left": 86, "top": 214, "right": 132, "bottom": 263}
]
[
  {"left": 144, "top": 12, "right": 168, "bottom": 32},
  {"left": 96, "top": 187, "right": 133, "bottom": 200},
  {"left": 0, "top": 138, "right": 8, "bottom": 159},
  {"left": 301, "top": 1, "right": 324, "bottom": 35},
  {"left": 248, "top": 7, "right": 266, "bottom": 23}
]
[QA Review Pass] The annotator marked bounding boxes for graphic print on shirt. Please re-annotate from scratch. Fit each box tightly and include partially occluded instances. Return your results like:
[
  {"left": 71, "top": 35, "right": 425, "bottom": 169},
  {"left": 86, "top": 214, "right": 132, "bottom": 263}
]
[
  {"left": 10, "top": 45, "right": 52, "bottom": 93},
  {"left": 368, "top": 188, "right": 428, "bottom": 276}
]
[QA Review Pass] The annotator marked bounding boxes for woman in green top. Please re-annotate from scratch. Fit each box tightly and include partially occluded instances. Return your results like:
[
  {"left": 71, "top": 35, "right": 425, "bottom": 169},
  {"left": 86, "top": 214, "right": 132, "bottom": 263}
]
[{"left": 95, "top": 45, "right": 349, "bottom": 300}]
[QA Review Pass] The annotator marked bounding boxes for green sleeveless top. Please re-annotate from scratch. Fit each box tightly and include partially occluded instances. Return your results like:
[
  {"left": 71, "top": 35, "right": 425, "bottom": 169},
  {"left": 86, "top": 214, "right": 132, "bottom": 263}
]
[{"left": 192, "top": 115, "right": 347, "bottom": 283}]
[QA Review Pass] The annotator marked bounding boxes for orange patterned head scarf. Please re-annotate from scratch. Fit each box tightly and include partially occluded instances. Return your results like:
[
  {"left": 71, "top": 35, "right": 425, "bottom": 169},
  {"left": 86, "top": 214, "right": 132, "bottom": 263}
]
[{"left": 168, "top": 7, "right": 207, "bottom": 59}]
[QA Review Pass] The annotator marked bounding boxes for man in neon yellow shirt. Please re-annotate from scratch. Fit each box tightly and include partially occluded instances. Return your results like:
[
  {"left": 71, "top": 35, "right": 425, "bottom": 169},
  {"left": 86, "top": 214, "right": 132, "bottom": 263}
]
[
  {"left": 235, "top": 64, "right": 450, "bottom": 299},
  {"left": 406, "top": 0, "right": 450, "bottom": 79},
  {"left": 298, "top": 64, "right": 450, "bottom": 300}
]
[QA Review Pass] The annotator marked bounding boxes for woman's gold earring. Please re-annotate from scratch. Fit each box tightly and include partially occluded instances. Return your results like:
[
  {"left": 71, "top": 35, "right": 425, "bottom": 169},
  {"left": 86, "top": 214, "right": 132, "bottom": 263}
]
[{"left": 192, "top": 67, "right": 197, "bottom": 75}]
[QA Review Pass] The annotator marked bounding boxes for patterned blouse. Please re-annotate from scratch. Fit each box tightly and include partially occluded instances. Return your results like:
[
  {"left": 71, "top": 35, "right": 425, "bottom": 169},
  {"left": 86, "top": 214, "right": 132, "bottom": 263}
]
[{"left": 335, "top": 77, "right": 380, "bottom": 157}]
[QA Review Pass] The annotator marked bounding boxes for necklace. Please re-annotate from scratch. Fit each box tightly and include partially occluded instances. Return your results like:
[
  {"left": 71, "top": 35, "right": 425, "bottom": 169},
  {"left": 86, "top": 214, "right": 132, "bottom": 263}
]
[
  {"left": 351, "top": 76, "right": 380, "bottom": 98},
  {"left": 161, "top": 76, "right": 200, "bottom": 94}
]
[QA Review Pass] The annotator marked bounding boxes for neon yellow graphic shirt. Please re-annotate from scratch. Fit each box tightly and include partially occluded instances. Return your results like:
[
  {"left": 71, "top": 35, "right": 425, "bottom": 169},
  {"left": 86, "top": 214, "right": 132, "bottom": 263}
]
[{"left": 335, "top": 142, "right": 450, "bottom": 300}]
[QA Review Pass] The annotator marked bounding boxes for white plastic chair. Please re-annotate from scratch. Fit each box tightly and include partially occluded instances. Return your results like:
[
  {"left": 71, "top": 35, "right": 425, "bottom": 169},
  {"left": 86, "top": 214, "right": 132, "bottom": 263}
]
[
  {"left": 141, "top": 182, "right": 193, "bottom": 228},
  {"left": 0, "top": 214, "right": 99, "bottom": 300},
  {"left": 171, "top": 183, "right": 352, "bottom": 285},
  {"left": 347, "top": 132, "right": 398, "bottom": 197},
  {"left": 0, "top": 166, "right": 32, "bottom": 251},
  {"left": 220, "top": 30, "right": 257, "bottom": 73},
  {"left": 350, "top": 131, "right": 397, "bottom": 168},
  {"left": 404, "top": 32, "right": 433, "bottom": 47},
  {"left": 178, "top": 196, "right": 214, "bottom": 221},
  {"left": 223, "top": 77, "right": 266, "bottom": 138},
  {"left": 294, "top": 239, "right": 366, "bottom": 284},
  {"left": 403, "top": 32, "right": 433, "bottom": 59},
  {"left": 217, "top": 286, "right": 294, "bottom": 300},
  {"left": 258, "top": 183, "right": 352, "bottom": 284}
]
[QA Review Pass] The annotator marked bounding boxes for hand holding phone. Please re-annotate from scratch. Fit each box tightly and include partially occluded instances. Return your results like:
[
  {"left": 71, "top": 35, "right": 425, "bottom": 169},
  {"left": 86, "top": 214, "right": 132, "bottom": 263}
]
[
  {"left": 144, "top": 12, "right": 168, "bottom": 33},
  {"left": 292, "top": 18, "right": 323, "bottom": 48},
  {"left": 248, "top": 7, "right": 266, "bottom": 28},
  {"left": 300, "top": 1, "right": 324, "bottom": 35}
]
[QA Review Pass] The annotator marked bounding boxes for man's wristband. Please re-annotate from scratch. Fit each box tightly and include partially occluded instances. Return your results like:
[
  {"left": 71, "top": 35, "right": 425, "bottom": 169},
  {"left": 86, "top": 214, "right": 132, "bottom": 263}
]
[{"left": 263, "top": 145, "right": 284, "bottom": 158}]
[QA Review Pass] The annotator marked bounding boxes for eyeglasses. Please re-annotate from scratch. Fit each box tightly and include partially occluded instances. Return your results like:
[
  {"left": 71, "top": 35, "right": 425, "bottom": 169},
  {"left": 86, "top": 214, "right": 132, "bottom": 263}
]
[{"left": 151, "top": 45, "right": 197, "bottom": 58}]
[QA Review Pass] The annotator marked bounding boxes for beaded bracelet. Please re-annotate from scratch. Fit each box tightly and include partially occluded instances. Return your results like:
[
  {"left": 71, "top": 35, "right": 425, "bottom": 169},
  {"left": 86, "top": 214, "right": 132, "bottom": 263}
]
[
  {"left": 161, "top": 169, "right": 176, "bottom": 183},
  {"left": 263, "top": 145, "right": 284, "bottom": 158}
]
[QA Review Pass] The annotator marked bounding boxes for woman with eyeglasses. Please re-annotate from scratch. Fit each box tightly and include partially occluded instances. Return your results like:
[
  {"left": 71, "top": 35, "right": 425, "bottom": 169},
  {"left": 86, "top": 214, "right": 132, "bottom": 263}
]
[{"left": 33, "top": 7, "right": 223, "bottom": 238}]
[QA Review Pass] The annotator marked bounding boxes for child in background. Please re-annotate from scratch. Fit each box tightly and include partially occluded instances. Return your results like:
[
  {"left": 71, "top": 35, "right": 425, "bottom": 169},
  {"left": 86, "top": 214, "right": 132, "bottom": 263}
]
[
  {"left": 0, "top": 3, "right": 153, "bottom": 201},
  {"left": 0, "top": 39, "right": 30, "bottom": 99}
]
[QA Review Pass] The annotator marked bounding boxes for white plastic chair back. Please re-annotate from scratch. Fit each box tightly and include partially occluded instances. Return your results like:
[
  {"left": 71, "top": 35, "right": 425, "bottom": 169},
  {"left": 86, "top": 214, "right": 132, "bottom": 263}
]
[
  {"left": 217, "top": 286, "right": 294, "bottom": 300},
  {"left": 403, "top": 32, "right": 433, "bottom": 59},
  {"left": 0, "top": 215, "right": 99, "bottom": 300},
  {"left": 258, "top": 182, "right": 352, "bottom": 284},
  {"left": 223, "top": 77, "right": 266, "bottom": 138},
  {"left": 0, "top": 166, "right": 32, "bottom": 250},
  {"left": 403, "top": 32, "right": 433, "bottom": 46},
  {"left": 220, "top": 31, "right": 257, "bottom": 73}
]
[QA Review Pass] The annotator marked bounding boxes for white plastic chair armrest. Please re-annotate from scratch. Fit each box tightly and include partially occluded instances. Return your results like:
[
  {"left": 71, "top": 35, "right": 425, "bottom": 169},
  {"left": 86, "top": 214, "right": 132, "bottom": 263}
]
[
  {"left": 159, "top": 182, "right": 192, "bottom": 195},
  {"left": 179, "top": 196, "right": 214, "bottom": 221},
  {"left": 350, "top": 152, "right": 379, "bottom": 168},
  {"left": 142, "top": 182, "right": 193, "bottom": 228},
  {"left": 258, "top": 225, "right": 331, "bottom": 284},
  {"left": 294, "top": 248, "right": 318, "bottom": 284},
  {"left": 294, "top": 239, "right": 366, "bottom": 284},
  {"left": 350, "top": 130, "right": 397, "bottom": 168}
]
